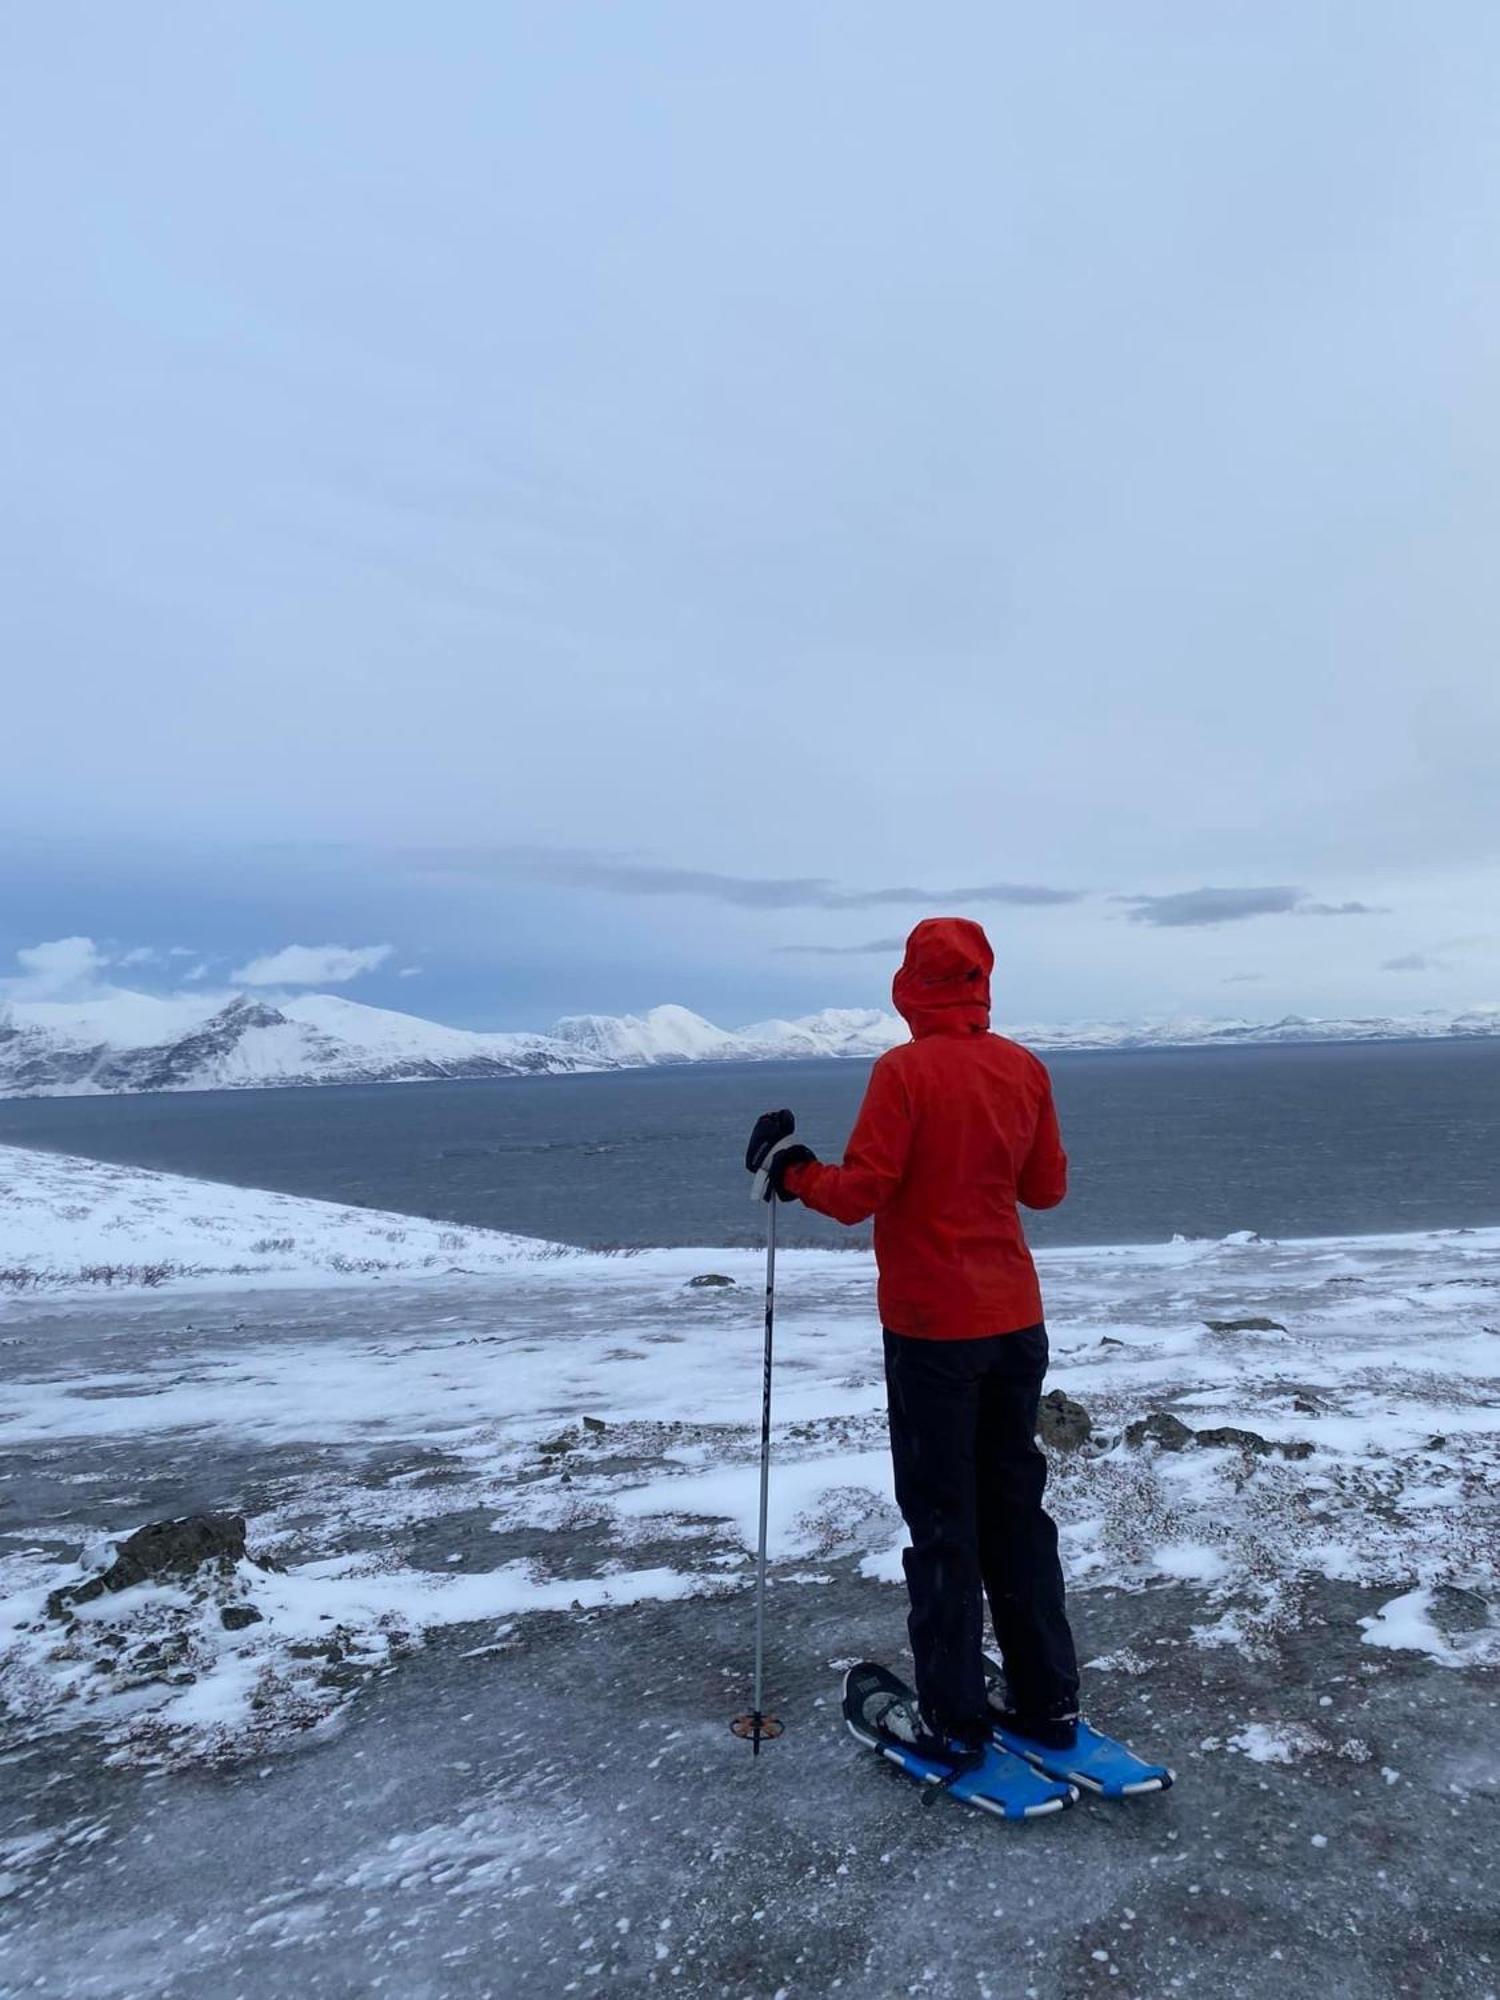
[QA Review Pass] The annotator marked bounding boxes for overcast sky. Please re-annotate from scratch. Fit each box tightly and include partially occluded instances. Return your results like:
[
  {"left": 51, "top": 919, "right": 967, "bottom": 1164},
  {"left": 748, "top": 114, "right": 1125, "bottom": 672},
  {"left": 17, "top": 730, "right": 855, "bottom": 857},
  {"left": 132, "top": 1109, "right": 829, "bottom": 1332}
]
[{"left": 3, "top": 3, "right": 1497, "bottom": 1030}]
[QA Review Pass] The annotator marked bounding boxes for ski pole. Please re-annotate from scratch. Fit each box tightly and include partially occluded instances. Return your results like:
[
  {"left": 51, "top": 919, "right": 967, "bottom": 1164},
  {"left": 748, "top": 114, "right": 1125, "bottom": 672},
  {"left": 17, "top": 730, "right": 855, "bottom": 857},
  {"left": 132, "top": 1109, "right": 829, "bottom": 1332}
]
[{"left": 732, "top": 1114, "right": 792, "bottom": 1754}]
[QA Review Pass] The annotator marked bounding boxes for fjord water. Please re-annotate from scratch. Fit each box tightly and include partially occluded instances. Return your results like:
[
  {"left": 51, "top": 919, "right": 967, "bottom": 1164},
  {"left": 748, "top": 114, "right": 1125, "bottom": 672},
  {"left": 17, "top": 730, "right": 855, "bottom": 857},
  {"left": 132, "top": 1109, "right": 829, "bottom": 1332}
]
[{"left": 0, "top": 1038, "right": 1495, "bottom": 1251}]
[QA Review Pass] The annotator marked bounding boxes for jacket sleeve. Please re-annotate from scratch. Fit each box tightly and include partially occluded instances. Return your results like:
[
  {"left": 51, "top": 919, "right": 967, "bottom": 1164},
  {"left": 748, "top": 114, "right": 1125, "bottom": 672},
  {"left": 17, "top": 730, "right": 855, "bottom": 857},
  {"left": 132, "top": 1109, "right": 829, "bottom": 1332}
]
[
  {"left": 1017, "top": 1072, "right": 1068, "bottom": 1210},
  {"left": 782, "top": 1056, "right": 913, "bottom": 1225}
]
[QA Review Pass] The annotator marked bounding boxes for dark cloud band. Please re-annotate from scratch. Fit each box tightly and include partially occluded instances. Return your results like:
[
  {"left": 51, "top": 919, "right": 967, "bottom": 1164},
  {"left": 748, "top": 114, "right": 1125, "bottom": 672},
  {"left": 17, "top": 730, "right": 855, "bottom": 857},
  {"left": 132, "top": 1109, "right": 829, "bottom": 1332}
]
[
  {"left": 1120, "top": 887, "right": 1386, "bottom": 928},
  {"left": 774, "top": 937, "right": 907, "bottom": 956},
  {"left": 406, "top": 847, "right": 1084, "bottom": 912}
]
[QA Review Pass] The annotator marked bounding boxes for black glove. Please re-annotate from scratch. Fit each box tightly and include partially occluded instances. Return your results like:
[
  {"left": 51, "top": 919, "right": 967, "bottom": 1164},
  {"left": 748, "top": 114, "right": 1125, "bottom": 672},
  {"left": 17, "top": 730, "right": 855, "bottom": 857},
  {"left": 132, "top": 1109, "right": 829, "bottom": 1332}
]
[
  {"left": 745, "top": 1110, "right": 818, "bottom": 1202},
  {"left": 745, "top": 1109, "right": 795, "bottom": 1173},
  {"left": 765, "top": 1142, "right": 816, "bottom": 1201},
  {"left": 748, "top": 1112, "right": 816, "bottom": 1200}
]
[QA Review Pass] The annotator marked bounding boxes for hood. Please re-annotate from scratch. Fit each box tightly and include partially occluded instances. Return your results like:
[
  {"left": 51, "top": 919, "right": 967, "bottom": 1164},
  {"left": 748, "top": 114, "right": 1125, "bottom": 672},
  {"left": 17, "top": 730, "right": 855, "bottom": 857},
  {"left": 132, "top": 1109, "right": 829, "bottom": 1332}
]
[{"left": 892, "top": 918, "right": 993, "bottom": 1039}]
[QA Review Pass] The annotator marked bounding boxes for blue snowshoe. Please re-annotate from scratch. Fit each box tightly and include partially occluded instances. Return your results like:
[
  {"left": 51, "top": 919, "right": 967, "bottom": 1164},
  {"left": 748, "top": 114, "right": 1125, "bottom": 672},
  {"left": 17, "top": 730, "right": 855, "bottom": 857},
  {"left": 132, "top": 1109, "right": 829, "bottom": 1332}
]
[
  {"left": 983, "top": 1660, "right": 1174, "bottom": 1799},
  {"left": 842, "top": 1663, "right": 1077, "bottom": 1821}
]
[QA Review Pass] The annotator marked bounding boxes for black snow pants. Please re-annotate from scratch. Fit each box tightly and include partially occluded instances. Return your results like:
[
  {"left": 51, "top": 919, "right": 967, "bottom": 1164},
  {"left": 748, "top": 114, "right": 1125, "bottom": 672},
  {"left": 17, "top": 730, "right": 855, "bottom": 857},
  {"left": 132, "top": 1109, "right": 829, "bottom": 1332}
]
[{"left": 882, "top": 1323, "right": 1079, "bottom": 1743}]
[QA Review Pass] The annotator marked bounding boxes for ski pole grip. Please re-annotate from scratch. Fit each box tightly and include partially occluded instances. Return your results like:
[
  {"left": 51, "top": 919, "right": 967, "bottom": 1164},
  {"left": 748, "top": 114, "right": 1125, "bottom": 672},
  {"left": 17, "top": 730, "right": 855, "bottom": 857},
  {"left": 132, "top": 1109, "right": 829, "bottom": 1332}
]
[
  {"left": 744, "top": 1108, "right": 795, "bottom": 1173},
  {"left": 746, "top": 1109, "right": 796, "bottom": 1203}
]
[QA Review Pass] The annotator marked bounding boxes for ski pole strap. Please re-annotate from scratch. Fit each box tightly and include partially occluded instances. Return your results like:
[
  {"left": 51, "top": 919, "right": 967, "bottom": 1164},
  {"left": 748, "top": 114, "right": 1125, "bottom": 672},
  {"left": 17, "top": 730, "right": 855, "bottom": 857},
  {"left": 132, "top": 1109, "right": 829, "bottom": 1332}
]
[
  {"left": 750, "top": 1136, "right": 803, "bottom": 1203},
  {"left": 746, "top": 1109, "right": 795, "bottom": 1201}
]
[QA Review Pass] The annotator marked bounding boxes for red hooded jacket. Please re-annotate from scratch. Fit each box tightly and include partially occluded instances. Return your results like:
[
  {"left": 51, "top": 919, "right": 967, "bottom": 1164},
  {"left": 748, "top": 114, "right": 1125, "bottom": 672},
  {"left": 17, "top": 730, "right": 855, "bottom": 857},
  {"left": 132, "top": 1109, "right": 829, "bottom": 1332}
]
[{"left": 783, "top": 917, "right": 1066, "bottom": 1339}]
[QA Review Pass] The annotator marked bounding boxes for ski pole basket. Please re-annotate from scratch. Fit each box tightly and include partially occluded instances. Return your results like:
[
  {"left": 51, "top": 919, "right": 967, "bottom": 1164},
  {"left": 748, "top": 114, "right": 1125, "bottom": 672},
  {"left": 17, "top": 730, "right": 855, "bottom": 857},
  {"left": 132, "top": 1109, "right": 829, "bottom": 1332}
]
[{"left": 730, "top": 1711, "right": 784, "bottom": 1748}]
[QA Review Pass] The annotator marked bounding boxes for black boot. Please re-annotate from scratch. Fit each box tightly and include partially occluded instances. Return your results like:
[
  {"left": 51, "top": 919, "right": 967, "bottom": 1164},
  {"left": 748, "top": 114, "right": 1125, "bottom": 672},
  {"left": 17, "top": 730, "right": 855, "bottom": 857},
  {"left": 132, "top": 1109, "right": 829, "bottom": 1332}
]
[{"left": 983, "top": 1659, "right": 1078, "bottom": 1748}]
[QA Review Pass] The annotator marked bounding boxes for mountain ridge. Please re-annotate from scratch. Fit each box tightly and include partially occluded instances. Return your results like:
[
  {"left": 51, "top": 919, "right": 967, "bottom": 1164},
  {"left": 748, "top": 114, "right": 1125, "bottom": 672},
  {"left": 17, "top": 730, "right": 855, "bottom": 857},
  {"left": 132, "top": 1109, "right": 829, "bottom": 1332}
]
[{"left": 0, "top": 988, "right": 1496, "bottom": 1099}]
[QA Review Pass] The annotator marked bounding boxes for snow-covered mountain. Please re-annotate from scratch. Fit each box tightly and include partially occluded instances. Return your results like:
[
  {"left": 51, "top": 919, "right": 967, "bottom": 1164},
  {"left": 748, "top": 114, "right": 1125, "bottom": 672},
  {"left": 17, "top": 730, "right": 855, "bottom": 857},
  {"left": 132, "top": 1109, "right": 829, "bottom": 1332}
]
[
  {"left": 549, "top": 1004, "right": 901, "bottom": 1067},
  {"left": 0, "top": 988, "right": 1495, "bottom": 1099},
  {"left": 0, "top": 993, "right": 593, "bottom": 1098},
  {"left": 1013, "top": 1005, "right": 1500, "bottom": 1053}
]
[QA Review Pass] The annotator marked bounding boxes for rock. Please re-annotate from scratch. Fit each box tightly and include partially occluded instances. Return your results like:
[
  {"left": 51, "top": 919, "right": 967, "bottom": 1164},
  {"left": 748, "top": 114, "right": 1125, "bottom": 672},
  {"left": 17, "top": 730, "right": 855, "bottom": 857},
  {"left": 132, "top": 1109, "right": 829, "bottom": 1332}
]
[
  {"left": 538, "top": 1434, "right": 573, "bottom": 1457},
  {"left": 1036, "top": 1389, "right": 1091, "bottom": 1451},
  {"left": 1203, "top": 1316, "right": 1288, "bottom": 1334},
  {"left": 1428, "top": 1585, "right": 1491, "bottom": 1638},
  {"left": 1124, "top": 1411, "right": 1311, "bottom": 1458},
  {"left": 1124, "top": 1411, "right": 1196, "bottom": 1452},
  {"left": 110, "top": 1514, "right": 246, "bottom": 1582},
  {"left": 582, "top": 1415, "right": 608, "bottom": 1434},
  {"left": 1195, "top": 1425, "right": 1313, "bottom": 1461},
  {"left": 319, "top": 1662, "right": 369, "bottom": 1691},
  {"left": 48, "top": 1513, "right": 249, "bottom": 1622},
  {"left": 1195, "top": 1424, "right": 1273, "bottom": 1455},
  {"left": 1424, "top": 1434, "right": 1449, "bottom": 1450},
  {"left": 687, "top": 1274, "right": 736, "bottom": 1288},
  {"left": 220, "top": 1604, "right": 264, "bottom": 1631},
  {"left": 1098, "top": 1335, "right": 1126, "bottom": 1349}
]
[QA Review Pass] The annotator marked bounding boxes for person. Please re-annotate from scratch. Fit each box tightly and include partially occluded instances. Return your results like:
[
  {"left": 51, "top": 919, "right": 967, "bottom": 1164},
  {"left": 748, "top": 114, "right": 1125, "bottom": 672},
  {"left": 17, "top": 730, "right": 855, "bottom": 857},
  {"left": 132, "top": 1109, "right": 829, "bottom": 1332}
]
[{"left": 745, "top": 916, "right": 1079, "bottom": 1768}]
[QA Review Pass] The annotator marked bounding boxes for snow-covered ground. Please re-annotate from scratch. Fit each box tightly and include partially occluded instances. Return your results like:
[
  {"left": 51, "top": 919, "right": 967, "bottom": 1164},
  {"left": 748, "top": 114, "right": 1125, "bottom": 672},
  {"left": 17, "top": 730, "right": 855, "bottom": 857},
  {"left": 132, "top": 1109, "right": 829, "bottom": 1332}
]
[
  {"left": 1, "top": 1145, "right": 1496, "bottom": 1778},
  {"left": 0, "top": 1141, "right": 560, "bottom": 1290}
]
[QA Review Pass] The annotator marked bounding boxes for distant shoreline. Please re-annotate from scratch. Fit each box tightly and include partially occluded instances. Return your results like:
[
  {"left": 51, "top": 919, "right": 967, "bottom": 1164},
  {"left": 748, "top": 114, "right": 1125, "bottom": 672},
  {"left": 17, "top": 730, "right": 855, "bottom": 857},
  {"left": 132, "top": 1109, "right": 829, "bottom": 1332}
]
[
  {"left": 5, "top": 985, "right": 1497, "bottom": 1101},
  {"left": 3, "top": 1021, "right": 1500, "bottom": 1103}
]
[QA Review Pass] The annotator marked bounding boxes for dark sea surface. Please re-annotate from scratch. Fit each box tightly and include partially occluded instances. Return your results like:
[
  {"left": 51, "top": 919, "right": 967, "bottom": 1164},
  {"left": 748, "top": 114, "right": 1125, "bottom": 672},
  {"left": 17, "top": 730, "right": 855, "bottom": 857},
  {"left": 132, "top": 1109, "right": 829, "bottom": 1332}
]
[{"left": 0, "top": 1040, "right": 1496, "bottom": 1251}]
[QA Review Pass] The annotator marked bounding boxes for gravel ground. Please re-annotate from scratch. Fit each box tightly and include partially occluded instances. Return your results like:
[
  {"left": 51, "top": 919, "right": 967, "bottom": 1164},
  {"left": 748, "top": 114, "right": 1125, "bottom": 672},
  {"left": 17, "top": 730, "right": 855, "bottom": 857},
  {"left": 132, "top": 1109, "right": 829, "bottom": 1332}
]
[
  {"left": 4, "top": 1557, "right": 1498, "bottom": 1999},
  {"left": 3, "top": 1258, "right": 1498, "bottom": 1999}
]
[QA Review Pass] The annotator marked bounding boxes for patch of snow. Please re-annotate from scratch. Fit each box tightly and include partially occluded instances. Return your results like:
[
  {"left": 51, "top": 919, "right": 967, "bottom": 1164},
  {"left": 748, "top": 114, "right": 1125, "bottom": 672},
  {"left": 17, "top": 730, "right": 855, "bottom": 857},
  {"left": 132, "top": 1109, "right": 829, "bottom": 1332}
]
[
  {"left": 1083, "top": 1647, "right": 1156, "bottom": 1676},
  {"left": 1227, "top": 1722, "right": 1331, "bottom": 1764},
  {"left": 0, "top": 1554, "right": 722, "bottom": 1767},
  {"left": 1358, "top": 1587, "right": 1470, "bottom": 1666},
  {"left": 1153, "top": 1542, "right": 1232, "bottom": 1584},
  {"left": 608, "top": 1449, "right": 896, "bottom": 1562},
  {"left": 0, "top": 1143, "right": 561, "bottom": 1294}
]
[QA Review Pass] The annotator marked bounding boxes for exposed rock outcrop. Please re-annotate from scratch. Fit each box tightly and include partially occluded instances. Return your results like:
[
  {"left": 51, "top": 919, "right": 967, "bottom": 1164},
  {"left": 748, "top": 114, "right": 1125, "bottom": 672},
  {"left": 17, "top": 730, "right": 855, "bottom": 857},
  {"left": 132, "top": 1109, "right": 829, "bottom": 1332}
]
[
  {"left": 47, "top": 1513, "right": 255, "bottom": 1621},
  {"left": 1125, "top": 1412, "right": 1312, "bottom": 1460},
  {"left": 1036, "top": 1389, "right": 1092, "bottom": 1451},
  {"left": 1125, "top": 1411, "right": 1196, "bottom": 1452}
]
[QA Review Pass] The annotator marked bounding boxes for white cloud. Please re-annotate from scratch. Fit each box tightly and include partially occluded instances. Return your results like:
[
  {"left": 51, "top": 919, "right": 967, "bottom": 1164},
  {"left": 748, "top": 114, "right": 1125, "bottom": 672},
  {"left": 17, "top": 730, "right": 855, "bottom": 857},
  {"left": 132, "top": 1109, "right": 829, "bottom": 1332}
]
[
  {"left": 6, "top": 936, "right": 111, "bottom": 999},
  {"left": 232, "top": 943, "right": 393, "bottom": 988},
  {"left": 117, "top": 946, "right": 157, "bottom": 967},
  {"left": 397, "top": 965, "right": 423, "bottom": 979}
]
